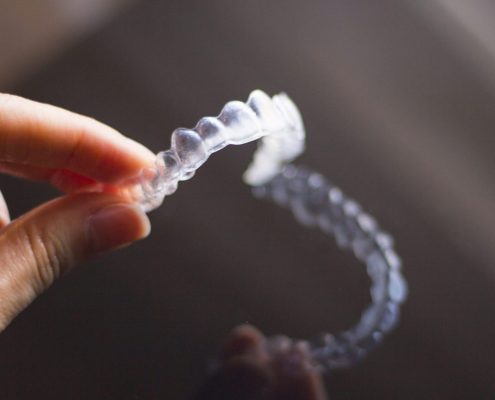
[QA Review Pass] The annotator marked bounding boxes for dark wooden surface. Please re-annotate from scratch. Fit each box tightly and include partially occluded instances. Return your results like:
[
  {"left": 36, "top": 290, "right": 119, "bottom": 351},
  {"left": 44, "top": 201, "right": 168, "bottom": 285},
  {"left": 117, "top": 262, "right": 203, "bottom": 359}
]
[{"left": 1, "top": 1, "right": 495, "bottom": 399}]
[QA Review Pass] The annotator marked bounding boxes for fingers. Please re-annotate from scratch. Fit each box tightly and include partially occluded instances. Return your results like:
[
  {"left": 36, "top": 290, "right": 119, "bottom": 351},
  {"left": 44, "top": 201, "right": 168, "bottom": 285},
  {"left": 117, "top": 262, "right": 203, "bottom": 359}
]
[
  {"left": 0, "top": 189, "right": 10, "bottom": 228},
  {"left": 0, "top": 93, "right": 155, "bottom": 184},
  {"left": 194, "top": 325, "right": 329, "bottom": 400},
  {"left": 0, "top": 192, "right": 150, "bottom": 332},
  {"left": 193, "top": 325, "right": 270, "bottom": 400},
  {"left": 0, "top": 161, "right": 54, "bottom": 181},
  {"left": 0, "top": 162, "right": 117, "bottom": 194}
]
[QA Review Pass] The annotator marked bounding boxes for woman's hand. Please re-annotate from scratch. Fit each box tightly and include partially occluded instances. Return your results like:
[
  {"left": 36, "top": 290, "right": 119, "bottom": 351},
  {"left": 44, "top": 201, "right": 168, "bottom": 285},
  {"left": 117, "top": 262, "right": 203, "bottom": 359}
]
[{"left": 0, "top": 93, "right": 155, "bottom": 332}]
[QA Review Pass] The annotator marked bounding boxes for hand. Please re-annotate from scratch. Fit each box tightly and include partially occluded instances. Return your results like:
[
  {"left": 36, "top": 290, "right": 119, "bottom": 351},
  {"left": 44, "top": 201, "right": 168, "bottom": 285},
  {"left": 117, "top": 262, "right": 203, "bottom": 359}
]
[
  {"left": 193, "top": 325, "right": 329, "bottom": 400},
  {"left": 0, "top": 93, "right": 155, "bottom": 332}
]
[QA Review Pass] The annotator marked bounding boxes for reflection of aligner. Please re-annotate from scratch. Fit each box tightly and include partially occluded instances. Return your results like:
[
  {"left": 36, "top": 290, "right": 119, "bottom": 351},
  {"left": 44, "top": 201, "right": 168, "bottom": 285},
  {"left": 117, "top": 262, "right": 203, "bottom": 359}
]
[
  {"left": 253, "top": 165, "right": 408, "bottom": 370},
  {"left": 136, "top": 90, "right": 306, "bottom": 212}
]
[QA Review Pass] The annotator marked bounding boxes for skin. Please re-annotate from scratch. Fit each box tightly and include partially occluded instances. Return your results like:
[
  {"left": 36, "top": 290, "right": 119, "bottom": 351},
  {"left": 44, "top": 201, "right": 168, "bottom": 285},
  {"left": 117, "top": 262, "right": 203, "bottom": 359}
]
[
  {"left": 193, "top": 325, "right": 329, "bottom": 400},
  {"left": 0, "top": 93, "right": 154, "bottom": 332},
  {"left": 0, "top": 94, "right": 329, "bottom": 398}
]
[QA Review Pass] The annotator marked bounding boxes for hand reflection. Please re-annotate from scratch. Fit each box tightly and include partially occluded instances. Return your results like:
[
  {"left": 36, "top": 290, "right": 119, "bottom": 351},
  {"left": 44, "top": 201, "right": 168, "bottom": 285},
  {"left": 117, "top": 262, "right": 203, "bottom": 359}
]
[{"left": 193, "top": 325, "right": 329, "bottom": 400}]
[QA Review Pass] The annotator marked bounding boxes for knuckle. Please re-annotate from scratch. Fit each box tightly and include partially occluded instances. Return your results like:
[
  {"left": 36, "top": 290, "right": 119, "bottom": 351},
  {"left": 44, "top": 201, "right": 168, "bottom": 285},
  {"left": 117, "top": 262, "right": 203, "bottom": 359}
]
[
  {"left": 22, "top": 223, "right": 70, "bottom": 293},
  {"left": 65, "top": 126, "right": 87, "bottom": 168}
]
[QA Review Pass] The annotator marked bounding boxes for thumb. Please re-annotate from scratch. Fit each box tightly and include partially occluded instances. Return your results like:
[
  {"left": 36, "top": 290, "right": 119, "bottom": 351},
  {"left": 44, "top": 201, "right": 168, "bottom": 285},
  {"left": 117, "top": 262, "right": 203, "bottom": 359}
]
[{"left": 0, "top": 193, "right": 150, "bottom": 332}]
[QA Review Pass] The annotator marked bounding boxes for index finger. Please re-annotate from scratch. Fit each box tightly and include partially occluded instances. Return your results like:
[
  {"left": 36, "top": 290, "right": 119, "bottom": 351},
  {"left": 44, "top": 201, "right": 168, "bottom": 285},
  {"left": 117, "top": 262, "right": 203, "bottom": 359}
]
[{"left": 0, "top": 94, "right": 156, "bottom": 183}]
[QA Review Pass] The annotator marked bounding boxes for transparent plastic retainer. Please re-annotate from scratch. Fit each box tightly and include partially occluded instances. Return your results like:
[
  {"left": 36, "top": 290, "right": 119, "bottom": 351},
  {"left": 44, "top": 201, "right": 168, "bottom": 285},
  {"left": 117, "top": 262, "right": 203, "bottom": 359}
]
[
  {"left": 125, "top": 90, "right": 407, "bottom": 371},
  {"left": 128, "top": 90, "right": 305, "bottom": 212}
]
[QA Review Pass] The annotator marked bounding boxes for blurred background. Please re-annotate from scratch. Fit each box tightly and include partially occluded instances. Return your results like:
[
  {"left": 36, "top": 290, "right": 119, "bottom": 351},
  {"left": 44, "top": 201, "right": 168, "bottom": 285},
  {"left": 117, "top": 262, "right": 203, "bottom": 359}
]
[{"left": 1, "top": 0, "right": 494, "bottom": 399}]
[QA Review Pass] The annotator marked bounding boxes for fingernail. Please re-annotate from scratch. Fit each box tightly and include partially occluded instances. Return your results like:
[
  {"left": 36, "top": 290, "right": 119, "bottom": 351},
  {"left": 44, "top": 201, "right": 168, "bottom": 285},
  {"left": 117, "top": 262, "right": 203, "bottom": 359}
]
[
  {"left": 87, "top": 203, "right": 150, "bottom": 253},
  {"left": 0, "top": 189, "right": 10, "bottom": 227}
]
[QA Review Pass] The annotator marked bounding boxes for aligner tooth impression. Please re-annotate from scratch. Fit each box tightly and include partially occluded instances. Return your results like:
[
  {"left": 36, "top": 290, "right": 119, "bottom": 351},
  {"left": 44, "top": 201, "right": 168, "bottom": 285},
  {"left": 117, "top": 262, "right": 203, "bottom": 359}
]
[
  {"left": 171, "top": 128, "right": 208, "bottom": 172},
  {"left": 128, "top": 89, "right": 407, "bottom": 373},
  {"left": 136, "top": 89, "right": 305, "bottom": 210},
  {"left": 218, "top": 100, "right": 262, "bottom": 145},
  {"left": 195, "top": 117, "right": 227, "bottom": 153}
]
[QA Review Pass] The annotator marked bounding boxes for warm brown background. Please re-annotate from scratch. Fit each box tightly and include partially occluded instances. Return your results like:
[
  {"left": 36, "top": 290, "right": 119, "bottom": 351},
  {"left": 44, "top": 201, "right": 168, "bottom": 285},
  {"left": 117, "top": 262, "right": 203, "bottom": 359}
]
[{"left": 1, "top": 1, "right": 495, "bottom": 399}]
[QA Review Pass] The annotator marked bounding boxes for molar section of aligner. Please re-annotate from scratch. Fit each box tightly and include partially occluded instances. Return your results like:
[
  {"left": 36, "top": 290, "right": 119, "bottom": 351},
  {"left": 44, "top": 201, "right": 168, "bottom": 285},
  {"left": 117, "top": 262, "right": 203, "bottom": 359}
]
[
  {"left": 352, "top": 213, "right": 379, "bottom": 262},
  {"left": 135, "top": 150, "right": 180, "bottom": 211},
  {"left": 366, "top": 244, "right": 407, "bottom": 310},
  {"left": 155, "top": 150, "right": 180, "bottom": 194},
  {"left": 244, "top": 147, "right": 281, "bottom": 184},
  {"left": 156, "top": 150, "right": 180, "bottom": 181},
  {"left": 247, "top": 90, "right": 286, "bottom": 132},
  {"left": 171, "top": 128, "right": 208, "bottom": 179},
  {"left": 218, "top": 101, "right": 262, "bottom": 145},
  {"left": 353, "top": 305, "right": 382, "bottom": 342},
  {"left": 387, "top": 268, "right": 408, "bottom": 304},
  {"left": 289, "top": 172, "right": 329, "bottom": 228},
  {"left": 332, "top": 199, "right": 362, "bottom": 250},
  {"left": 379, "top": 302, "right": 400, "bottom": 333},
  {"left": 195, "top": 116, "right": 228, "bottom": 153},
  {"left": 272, "top": 93, "right": 304, "bottom": 133},
  {"left": 285, "top": 167, "right": 318, "bottom": 227},
  {"left": 243, "top": 91, "right": 299, "bottom": 186},
  {"left": 317, "top": 186, "right": 344, "bottom": 236},
  {"left": 272, "top": 93, "right": 305, "bottom": 160},
  {"left": 304, "top": 172, "right": 330, "bottom": 214}
]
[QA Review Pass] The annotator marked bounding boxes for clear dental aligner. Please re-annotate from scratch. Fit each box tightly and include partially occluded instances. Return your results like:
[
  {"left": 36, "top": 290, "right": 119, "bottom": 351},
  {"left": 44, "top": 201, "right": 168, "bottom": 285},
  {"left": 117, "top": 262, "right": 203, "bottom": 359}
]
[
  {"left": 253, "top": 166, "right": 407, "bottom": 370},
  {"left": 131, "top": 90, "right": 407, "bottom": 371},
  {"left": 133, "top": 90, "right": 305, "bottom": 212}
]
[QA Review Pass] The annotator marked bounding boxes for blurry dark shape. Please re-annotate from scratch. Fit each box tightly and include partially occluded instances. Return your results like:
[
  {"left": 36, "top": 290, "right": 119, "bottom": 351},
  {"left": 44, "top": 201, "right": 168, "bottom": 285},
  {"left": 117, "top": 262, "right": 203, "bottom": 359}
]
[
  {"left": 0, "top": 0, "right": 135, "bottom": 89},
  {"left": 192, "top": 325, "right": 328, "bottom": 400}
]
